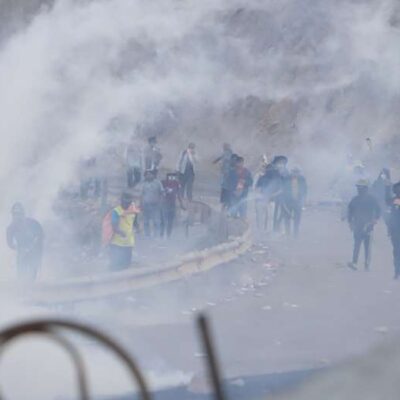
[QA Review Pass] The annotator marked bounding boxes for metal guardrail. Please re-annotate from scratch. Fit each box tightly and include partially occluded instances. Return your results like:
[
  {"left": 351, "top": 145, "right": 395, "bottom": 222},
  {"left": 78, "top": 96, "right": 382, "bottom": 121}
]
[{"left": 27, "top": 201, "right": 251, "bottom": 304}]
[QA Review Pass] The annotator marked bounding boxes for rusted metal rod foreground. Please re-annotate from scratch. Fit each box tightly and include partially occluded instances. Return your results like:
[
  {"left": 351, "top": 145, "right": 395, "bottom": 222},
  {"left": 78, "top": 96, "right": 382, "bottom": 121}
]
[
  {"left": 0, "top": 319, "right": 152, "bottom": 400},
  {"left": 197, "top": 314, "right": 227, "bottom": 400}
]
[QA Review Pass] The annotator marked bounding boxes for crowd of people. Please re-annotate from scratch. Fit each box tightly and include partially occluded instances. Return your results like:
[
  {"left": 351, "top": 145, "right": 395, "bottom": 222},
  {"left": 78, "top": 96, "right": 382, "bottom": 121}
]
[{"left": 5, "top": 136, "right": 400, "bottom": 283}]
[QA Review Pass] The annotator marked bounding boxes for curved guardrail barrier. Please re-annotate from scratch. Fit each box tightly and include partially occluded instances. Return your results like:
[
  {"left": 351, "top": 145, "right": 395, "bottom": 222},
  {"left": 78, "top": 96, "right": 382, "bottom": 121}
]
[{"left": 28, "top": 201, "right": 251, "bottom": 304}]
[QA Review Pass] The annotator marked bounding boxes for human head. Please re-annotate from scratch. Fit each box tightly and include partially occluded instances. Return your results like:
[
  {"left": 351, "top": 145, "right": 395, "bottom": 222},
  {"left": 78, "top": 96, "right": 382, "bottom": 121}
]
[
  {"left": 120, "top": 192, "right": 133, "bottom": 210},
  {"left": 393, "top": 182, "right": 400, "bottom": 197},
  {"left": 148, "top": 136, "right": 157, "bottom": 146},
  {"left": 144, "top": 169, "right": 155, "bottom": 181},
  {"left": 223, "top": 143, "right": 231, "bottom": 151},
  {"left": 356, "top": 179, "right": 369, "bottom": 195},
  {"left": 11, "top": 202, "right": 25, "bottom": 223},
  {"left": 236, "top": 156, "right": 244, "bottom": 169},
  {"left": 273, "top": 155, "right": 288, "bottom": 173},
  {"left": 188, "top": 142, "right": 196, "bottom": 152}
]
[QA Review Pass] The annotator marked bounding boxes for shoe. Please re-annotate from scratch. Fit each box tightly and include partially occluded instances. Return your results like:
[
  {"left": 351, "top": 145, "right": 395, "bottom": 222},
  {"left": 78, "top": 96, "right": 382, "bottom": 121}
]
[{"left": 347, "top": 262, "right": 357, "bottom": 271}]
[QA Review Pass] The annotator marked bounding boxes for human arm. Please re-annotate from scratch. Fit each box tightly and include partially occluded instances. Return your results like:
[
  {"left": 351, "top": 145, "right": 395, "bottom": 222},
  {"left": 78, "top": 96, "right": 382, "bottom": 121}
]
[
  {"left": 111, "top": 210, "right": 126, "bottom": 237},
  {"left": 6, "top": 226, "right": 16, "bottom": 250}
]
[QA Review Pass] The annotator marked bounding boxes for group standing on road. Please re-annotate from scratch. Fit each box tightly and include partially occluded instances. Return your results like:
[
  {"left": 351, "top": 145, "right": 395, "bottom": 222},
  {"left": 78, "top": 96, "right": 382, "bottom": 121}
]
[{"left": 6, "top": 135, "right": 400, "bottom": 282}]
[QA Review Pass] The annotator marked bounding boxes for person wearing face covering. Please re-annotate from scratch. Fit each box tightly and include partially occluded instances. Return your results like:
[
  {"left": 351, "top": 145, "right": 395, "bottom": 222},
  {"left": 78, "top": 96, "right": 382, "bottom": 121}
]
[{"left": 6, "top": 203, "right": 44, "bottom": 281}]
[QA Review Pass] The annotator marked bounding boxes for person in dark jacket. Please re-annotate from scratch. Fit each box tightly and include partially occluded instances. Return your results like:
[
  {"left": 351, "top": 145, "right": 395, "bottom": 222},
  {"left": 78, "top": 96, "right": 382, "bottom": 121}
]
[
  {"left": 255, "top": 162, "right": 281, "bottom": 230},
  {"left": 371, "top": 168, "right": 391, "bottom": 230},
  {"left": 271, "top": 155, "right": 289, "bottom": 232},
  {"left": 160, "top": 172, "right": 185, "bottom": 238},
  {"left": 6, "top": 203, "right": 44, "bottom": 281},
  {"left": 387, "top": 181, "right": 400, "bottom": 279},
  {"left": 281, "top": 167, "right": 308, "bottom": 236},
  {"left": 214, "top": 144, "right": 234, "bottom": 210},
  {"left": 347, "top": 180, "right": 381, "bottom": 271},
  {"left": 229, "top": 156, "right": 253, "bottom": 219}
]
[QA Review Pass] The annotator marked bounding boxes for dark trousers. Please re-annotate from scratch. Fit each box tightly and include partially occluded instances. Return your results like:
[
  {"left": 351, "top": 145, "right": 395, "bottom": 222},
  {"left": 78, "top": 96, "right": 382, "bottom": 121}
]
[
  {"left": 352, "top": 230, "right": 372, "bottom": 268},
  {"left": 143, "top": 203, "right": 161, "bottom": 237},
  {"left": 230, "top": 195, "right": 248, "bottom": 218},
  {"left": 283, "top": 200, "right": 303, "bottom": 236},
  {"left": 391, "top": 232, "right": 400, "bottom": 277},
  {"left": 109, "top": 245, "right": 132, "bottom": 271},
  {"left": 127, "top": 167, "right": 141, "bottom": 188},
  {"left": 181, "top": 172, "right": 194, "bottom": 201},
  {"left": 17, "top": 248, "right": 42, "bottom": 282},
  {"left": 273, "top": 201, "right": 282, "bottom": 232},
  {"left": 161, "top": 204, "right": 176, "bottom": 238}
]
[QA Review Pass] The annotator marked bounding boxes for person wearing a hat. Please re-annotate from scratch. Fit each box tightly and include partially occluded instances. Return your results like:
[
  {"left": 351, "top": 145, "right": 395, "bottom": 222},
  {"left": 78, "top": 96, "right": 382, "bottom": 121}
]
[
  {"left": 347, "top": 179, "right": 381, "bottom": 271},
  {"left": 109, "top": 192, "right": 139, "bottom": 270},
  {"left": 6, "top": 203, "right": 44, "bottom": 281},
  {"left": 387, "top": 181, "right": 400, "bottom": 279}
]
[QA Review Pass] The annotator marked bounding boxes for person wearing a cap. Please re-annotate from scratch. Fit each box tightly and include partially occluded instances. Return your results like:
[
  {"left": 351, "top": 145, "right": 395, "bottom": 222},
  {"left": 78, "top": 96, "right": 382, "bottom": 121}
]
[
  {"left": 347, "top": 179, "right": 381, "bottom": 271},
  {"left": 6, "top": 203, "right": 44, "bottom": 281},
  {"left": 110, "top": 192, "right": 139, "bottom": 270},
  {"left": 386, "top": 181, "right": 400, "bottom": 279}
]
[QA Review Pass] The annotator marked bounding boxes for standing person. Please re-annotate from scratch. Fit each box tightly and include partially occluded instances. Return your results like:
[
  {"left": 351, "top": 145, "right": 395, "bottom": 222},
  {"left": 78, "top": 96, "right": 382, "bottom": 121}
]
[
  {"left": 161, "top": 172, "right": 185, "bottom": 238},
  {"left": 281, "top": 167, "right": 308, "bottom": 236},
  {"left": 387, "top": 182, "right": 400, "bottom": 279},
  {"left": 109, "top": 192, "right": 139, "bottom": 271},
  {"left": 6, "top": 203, "right": 44, "bottom": 282},
  {"left": 143, "top": 136, "right": 162, "bottom": 176},
  {"left": 214, "top": 143, "right": 233, "bottom": 210},
  {"left": 347, "top": 180, "right": 381, "bottom": 271},
  {"left": 141, "top": 170, "right": 164, "bottom": 237},
  {"left": 177, "top": 143, "right": 197, "bottom": 201},
  {"left": 372, "top": 168, "right": 391, "bottom": 229},
  {"left": 229, "top": 156, "right": 253, "bottom": 219},
  {"left": 255, "top": 161, "right": 281, "bottom": 230},
  {"left": 271, "top": 156, "right": 289, "bottom": 232},
  {"left": 220, "top": 153, "right": 239, "bottom": 211},
  {"left": 126, "top": 140, "right": 143, "bottom": 188}
]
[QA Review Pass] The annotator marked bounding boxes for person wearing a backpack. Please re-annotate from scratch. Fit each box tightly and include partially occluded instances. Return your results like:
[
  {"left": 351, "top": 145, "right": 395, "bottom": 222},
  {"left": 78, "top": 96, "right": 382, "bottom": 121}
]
[{"left": 108, "top": 192, "right": 139, "bottom": 270}]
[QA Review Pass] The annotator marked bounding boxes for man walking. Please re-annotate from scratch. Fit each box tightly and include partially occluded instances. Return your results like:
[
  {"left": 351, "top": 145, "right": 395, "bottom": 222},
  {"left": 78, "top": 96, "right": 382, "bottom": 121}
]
[
  {"left": 177, "top": 143, "right": 197, "bottom": 201},
  {"left": 347, "top": 180, "right": 380, "bottom": 271},
  {"left": 109, "top": 192, "right": 139, "bottom": 270},
  {"left": 7, "top": 203, "right": 44, "bottom": 282}
]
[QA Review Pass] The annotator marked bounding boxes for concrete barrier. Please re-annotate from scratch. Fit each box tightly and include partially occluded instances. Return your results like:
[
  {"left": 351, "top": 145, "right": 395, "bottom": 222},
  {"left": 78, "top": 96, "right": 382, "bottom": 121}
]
[{"left": 28, "top": 201, "right": 251, "bottom": 304}]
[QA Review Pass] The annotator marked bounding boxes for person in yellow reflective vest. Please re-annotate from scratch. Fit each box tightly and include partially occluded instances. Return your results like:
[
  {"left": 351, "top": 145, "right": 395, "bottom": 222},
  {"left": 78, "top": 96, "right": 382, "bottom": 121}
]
[{"left": 110, "top": 192, "right": 139, "bottom": 270}]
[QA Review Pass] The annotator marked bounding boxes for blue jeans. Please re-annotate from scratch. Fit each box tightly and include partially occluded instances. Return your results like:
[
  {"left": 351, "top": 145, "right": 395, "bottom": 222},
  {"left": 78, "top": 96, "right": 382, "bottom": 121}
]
[{"left": 143, "top": 203, "right": 161, "bottom": 237}]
